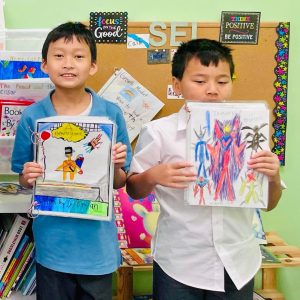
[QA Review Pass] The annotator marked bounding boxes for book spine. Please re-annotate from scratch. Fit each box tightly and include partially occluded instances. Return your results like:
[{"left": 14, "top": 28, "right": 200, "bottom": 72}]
[
  {"left": 0, "top": 235, "right": 29, "bottom": 288},
  {"left": 1, "top": 242, "right": 34, "bottom": 299},
  {"left": 10, "top": 246, "right": 35, "bottom": 293},
  {"left": 0, "top": 215, "right": 29, "bottom": 279}
]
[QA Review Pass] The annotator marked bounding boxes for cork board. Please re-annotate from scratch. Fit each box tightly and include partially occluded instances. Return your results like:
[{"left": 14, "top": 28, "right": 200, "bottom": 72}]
[{"left": 86, "top": 22, "right": 289, "bottom": 164}]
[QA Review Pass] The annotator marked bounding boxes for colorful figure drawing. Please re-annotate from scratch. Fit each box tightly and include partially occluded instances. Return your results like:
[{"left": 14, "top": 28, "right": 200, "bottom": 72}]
[
  {"left": 56, "top": 146, "right": 84, "bottom": 181},
  {"left": 193, "top": 176, "right": 212, "bottom": 205},
  {"left": 207, "top": 115, "right": 246, "bottom": 201},
  {"left": 239, "top": 123, "right": 268, "bottom": 205}
]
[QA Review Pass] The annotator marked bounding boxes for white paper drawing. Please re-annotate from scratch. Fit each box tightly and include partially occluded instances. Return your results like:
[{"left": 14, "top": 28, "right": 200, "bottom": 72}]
[
  {"left": 185, "top": 101, "right": 269, "bottom": 208},
  {"left": 33, "top": 116, "right": 116, "bottom": 221},
  {"left": 98, "top": 68, "right": 164, "bottom": 142}
]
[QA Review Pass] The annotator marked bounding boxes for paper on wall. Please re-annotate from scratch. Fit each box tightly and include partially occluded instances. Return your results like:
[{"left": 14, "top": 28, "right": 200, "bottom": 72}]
[{"left": 98, "top": 68, "right": 164, "bottom": 142}]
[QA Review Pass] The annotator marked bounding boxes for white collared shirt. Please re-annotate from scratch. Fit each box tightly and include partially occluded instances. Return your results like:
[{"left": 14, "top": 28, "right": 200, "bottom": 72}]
[{"left": 129, "top": 106, "right": 261, "bottom": 291}]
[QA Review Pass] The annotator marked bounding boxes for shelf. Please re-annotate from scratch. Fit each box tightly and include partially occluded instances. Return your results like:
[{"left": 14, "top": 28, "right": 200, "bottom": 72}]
[{"left": 0, "top": 193, "right": 31, "bottom": 213}]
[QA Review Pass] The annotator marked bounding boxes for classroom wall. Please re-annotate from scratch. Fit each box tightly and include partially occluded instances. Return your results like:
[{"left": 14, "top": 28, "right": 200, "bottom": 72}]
[{"left": 4, "top": 0, "right": 299, "bottom": 299}]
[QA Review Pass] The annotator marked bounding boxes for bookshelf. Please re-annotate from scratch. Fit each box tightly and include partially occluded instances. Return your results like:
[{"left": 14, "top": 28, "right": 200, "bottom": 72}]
[{"left": 0, "top": 176, "right": 35, "bottom": 300}]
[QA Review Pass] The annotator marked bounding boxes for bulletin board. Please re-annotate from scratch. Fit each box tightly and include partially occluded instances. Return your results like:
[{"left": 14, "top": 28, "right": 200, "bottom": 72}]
[{"left": 86, "top": 22, "right": 289, "bottom": 165}]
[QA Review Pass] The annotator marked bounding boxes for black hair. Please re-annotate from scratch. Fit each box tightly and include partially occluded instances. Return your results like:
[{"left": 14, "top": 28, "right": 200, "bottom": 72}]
[
  {"left": 172, "top": 39, "right": 235, "bottom": 80},
  {"left": 42, "top": 22, "right": 97, "bottom": 63}
]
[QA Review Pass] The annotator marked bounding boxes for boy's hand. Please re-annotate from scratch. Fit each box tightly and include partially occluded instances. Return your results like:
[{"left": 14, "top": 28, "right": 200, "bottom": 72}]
[
  {"left": 247, "top": 150, "right": 280, "bottom": 183},
  {"left": 112, "top": 142, "right": 127, "bottom": 170},
  {"left": 150, "top": 161, "right": 197, "bottom": 189},
  {"left": 22, "top": 162, "right": 44, "bottom": 186}
]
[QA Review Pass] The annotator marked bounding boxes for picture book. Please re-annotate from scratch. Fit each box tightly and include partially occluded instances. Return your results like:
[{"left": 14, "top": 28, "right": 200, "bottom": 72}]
[
  {"left": 0, "top": 99, "right": 34, "bottom": 136},
  {"left": 0, "top": 136, "right": 15, "bottom": 174},
  {"left": 121, "top": 248, "right": 153, "bottom": 266},
  {"left": 98, "top": 68, "right": 164, "bottom": 142},
  {"left": 114, "top": 188, "right": 159, "bottom": 248},
  {"left": 185, "top": 101, "right": 269, "bottom": 208},
  {"left": 32, "top": 116, "right": 116, "bottom": 221},
  {"left": 260, "top": 245, "right": 280, "bottom": 264}
]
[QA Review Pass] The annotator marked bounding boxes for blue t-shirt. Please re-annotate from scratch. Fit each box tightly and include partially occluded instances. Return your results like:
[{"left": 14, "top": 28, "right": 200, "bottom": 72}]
[{"left": 11, "top": 88, "right": 132, "bottom": 275}]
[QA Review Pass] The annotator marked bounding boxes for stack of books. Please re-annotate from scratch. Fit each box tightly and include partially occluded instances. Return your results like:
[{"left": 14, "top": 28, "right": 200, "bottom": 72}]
[{"left": 0, "top": 214, "right": 36, "bottom": 298}]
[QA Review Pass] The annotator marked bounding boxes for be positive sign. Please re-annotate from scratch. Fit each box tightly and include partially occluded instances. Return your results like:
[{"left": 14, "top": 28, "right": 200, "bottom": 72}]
[{"left": 219, "top": 11, "right": 261, "bottom": 44}]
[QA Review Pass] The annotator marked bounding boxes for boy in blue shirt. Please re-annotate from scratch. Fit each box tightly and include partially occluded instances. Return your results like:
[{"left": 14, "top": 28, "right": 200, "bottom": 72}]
[
  {"left": 11, "top": 22, "right": 132, "bottom": 300},
  {"left": 127, "top": 39, "right": 282, "bottom": 300}
]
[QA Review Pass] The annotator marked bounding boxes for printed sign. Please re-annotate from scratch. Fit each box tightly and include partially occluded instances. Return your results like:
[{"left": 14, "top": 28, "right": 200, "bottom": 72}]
[
  {"left": 147, "top": 49, "right": 170, "bottom": 64},
  {"left": 90, "top": 12, "right": 128, "bottom": 43},
  {"left": 219, "top": 11, "right": 261, "bottom": 44}
]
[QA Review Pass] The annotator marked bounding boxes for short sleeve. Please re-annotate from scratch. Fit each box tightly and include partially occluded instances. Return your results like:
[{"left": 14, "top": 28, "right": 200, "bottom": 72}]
[{"left": 129, "top": 123, "right": 161, "bottom": 174}]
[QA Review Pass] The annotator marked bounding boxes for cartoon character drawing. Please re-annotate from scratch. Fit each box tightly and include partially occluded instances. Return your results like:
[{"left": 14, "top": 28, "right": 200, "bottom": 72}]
[
  {"left": 207, "top": 115, "right": 246, "bottom": 201},
  {"left": 56, "top": 146, "right": 84, "bottom": 181},
  {"left": 239, "top": 122, "right": 268, "bottom": 205},
  {"left": 132, "top": 201, "right": 160, "bottom": 245},
  {"left": 193, "top": 176, "right": 212, "bottom": 205}
]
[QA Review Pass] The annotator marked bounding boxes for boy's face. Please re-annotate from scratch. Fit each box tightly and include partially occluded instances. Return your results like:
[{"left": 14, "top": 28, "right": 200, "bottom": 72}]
[
  {"left": 41, "top": 36, "right": 97, "bottom": 90},
  {"left": 172, "top": 57, "right": 232, "bottom": 102}
]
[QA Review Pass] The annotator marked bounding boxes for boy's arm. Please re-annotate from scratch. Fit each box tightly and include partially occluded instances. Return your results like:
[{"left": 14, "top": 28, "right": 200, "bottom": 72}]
[
  {"left": 113, "top": 143, "right": 128, "bottom": 189},
  {"left": 247, "top": 150, "right": 282, "bottom": 211},
  {"left": 126, "top": 162, "right": 197, "bottom": 199}
]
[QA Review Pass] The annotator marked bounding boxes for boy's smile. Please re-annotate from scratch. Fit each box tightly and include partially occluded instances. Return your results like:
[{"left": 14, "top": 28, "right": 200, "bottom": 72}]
[
  {"left": 41, "top": 36, "right": 97, "bottom": 91},
  {"left": 172, "top": 57, "right": 232, "bottom": 102}
]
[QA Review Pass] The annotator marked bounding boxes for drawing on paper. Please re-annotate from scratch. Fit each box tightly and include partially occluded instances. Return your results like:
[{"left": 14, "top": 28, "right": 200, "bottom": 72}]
[
  {"left": 186, "top": 102, "right": 269, "bottom": 208},
  {"left": 32, "top": 116, "right": 115, "bottom": 220},
  {"left": 0, "top": 60, "right": 48, "bottom": 80},
  {"left": 98, "top": 68, "right": 164, "bottom": 142}
]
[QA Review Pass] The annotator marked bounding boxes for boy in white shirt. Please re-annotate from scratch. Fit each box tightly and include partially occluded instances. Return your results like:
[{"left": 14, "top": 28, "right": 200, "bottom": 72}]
[{"left": 126, "top": 39, "right": 282, "bottom": 300}]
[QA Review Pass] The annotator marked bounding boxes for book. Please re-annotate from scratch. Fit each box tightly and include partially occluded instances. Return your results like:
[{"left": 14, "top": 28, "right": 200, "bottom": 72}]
[
  {"left": 133, "top": 295, "right": 153, "bottom": 300},
  {"left": 0, "top": 214, "right": 15, "bottom": 251},
  {"left": 0, "top": 215, "right": 29, "bottom": 279},
  {"left": 253, "top": 291, "right": 271, "bottom": 300},
  {"left": 14, "top": 251, "right": 35, "bottom": 292},
  {"left": 21, "top": 261, "right": 36, "bottom": 296},
  {"left": 114, "top": 188, "right": 159, "bottom": 248},
  {"left": 98, "top": 68, "right": 164, "bottom": 142},
  {"left": 185, "top": 101, "right": 269, "bottom": 208},
  {"left": 0, "top": 242, "right": 34, "bottom": 298},
  {"left": 0, "top": 234, "right": 29, "bottom": 290},
  {"left": 260, "top": 245, "right": 280, "bottom": 264},
  {"left": 121, "top": 248, "right": 153, "bottom": 266},
  {"left": 10, "top": 246, "right": 35, "bottom": 293},
  {"left": 0, "top": 99, "right": 34, "bottom": 136},
  {"left": 32, "top": 116, "right": 116, "bottom": 221}
]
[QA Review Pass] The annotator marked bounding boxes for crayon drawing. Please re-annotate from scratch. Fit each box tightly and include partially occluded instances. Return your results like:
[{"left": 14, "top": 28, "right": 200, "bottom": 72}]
[
  {"left": 0, "top": 60, "right": 48, "bottom": 80},
  {"left": 33, "top": 116, "right": 115, "bottom": 220},
  {"left": 186, "top": 102, "right": 269, "bottom": 208}
]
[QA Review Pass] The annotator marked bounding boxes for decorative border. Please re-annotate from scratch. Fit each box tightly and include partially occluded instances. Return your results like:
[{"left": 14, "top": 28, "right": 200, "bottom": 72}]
[{"left": 272, "top": 22, "right": 290, "bottom": 166}]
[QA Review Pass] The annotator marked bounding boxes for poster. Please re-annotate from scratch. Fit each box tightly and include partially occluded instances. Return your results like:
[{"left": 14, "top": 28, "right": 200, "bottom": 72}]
[
  {"left": 33, "top": 116, "right": 116, "bottom": 221},
  {"left": 98, "top": 68, "right": 164, "bottom": 142},
  {"left": 0, "top": 78, "right": 54, "bottom": 101},
  {"left": 185, "top": 101, "right": 269, "bottom": 208}
]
